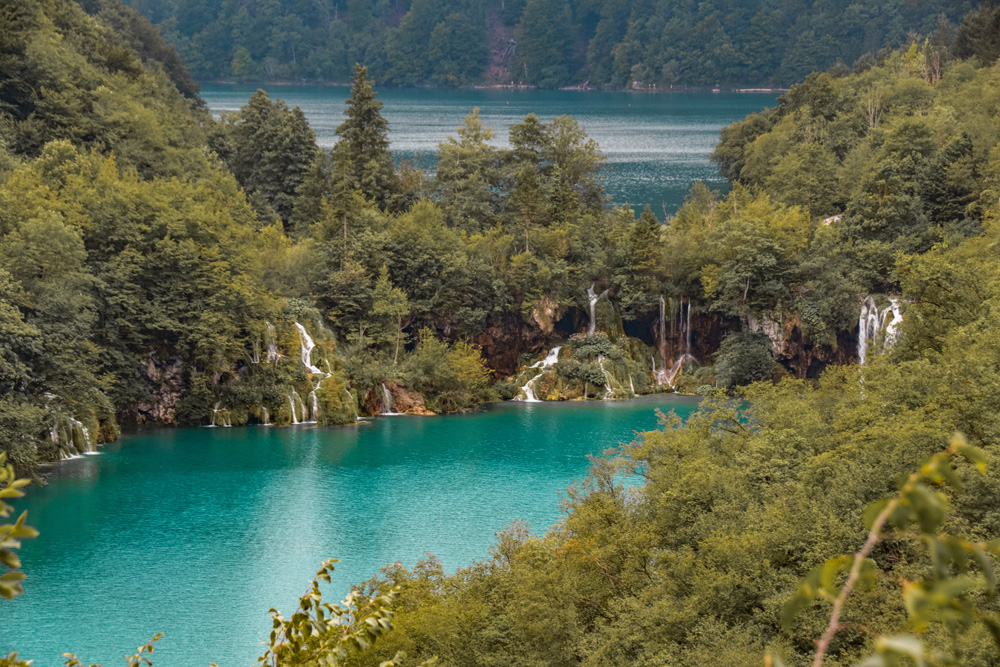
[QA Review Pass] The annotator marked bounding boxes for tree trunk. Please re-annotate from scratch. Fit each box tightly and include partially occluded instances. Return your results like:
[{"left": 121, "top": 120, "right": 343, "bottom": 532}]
[{"left": 393, "top": 320, "right": 401, "bottom": 366}]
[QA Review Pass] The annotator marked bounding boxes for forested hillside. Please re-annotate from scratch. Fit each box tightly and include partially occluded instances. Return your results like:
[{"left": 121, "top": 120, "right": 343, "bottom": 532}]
[
  {"left": 125, "top": 0, "right": 975, "bottom": 88},
  {"left": 6, "top": 0, "right": 1000, "bottom": 665}
]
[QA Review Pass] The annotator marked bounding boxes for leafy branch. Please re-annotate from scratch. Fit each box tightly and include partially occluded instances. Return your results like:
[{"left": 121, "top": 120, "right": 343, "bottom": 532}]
[
  {"left": 780, "top": 434, "right": 1000, "bottom": 666},
  {"left": 0, "top": 451, "right": 37, "bottom": 601}
]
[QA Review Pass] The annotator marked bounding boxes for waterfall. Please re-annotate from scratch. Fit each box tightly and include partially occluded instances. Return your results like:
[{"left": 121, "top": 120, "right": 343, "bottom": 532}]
[
  {"left": 265, "top": 322, "right": 280, "bottom": 363},
  {"left": 68, "top": 418, "right": 93, "bottom": 453},
  {"left": 587, "top": 284, "right": 598, "bottom": 335},
  {"left": 597, "top": 355, "right": 616, "bottom": 398},
  {"left": 858, "top": 296, "right": 903, "bottom": 364},
  {"left": 629, "top": 375, "right": 636, "bottom": 395},
  {"left": 307, "top": 390, "right": 319, "bottom": 422},
  {"left": 658, "top": 295, "right": 666, "bottom": 356},
  {"left": 380, "top": 383, "right": 398, "bottom": 415},
  {"left": 529, "top": 346, "right": 562, "bottom": 369},
  {"left": 516, "top": 346, "right": 562, "bottom": 402},
  {"left": 261, "top": 406, "right": 270, "bottom": 425},
  {"left": 521, "top": 372, "right": 544, "bottom": 402},
  {"left": 885, "top": 297, "right": 903, "bottom": 344},
  {"left": 685, "top": 301, "right": 692, "bottom": 355},
  {"left": 287, "top": 391, "right": 302, "bottom": 424},
  {"left": 209, "top": 402, "right": 231, "bottom": 427},
  {"left": 294, "top": 322, "right": 322, "bottom": 373}
]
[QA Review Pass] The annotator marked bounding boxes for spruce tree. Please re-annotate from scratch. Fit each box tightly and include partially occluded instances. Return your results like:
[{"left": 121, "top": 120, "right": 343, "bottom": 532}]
[{"left": 334, "top": 64, "right": 399, "bottom": 209}]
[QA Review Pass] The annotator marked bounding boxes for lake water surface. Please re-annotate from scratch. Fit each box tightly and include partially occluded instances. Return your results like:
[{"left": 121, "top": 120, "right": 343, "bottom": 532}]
[
  {"left": 200, "top": 86, "right": 776, "bottom": 216},
  {"left": 3, "top": 397, "right": 698, "bottom": 666}
]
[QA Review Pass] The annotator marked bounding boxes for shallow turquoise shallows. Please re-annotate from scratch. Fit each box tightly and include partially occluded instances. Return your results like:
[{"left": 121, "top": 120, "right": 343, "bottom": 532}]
[
  {"left": 2, "top": 397, "right": 698, "bottom": 666},
  {"left": 199, "top": 85, "right": 776, "bottom": 216}
]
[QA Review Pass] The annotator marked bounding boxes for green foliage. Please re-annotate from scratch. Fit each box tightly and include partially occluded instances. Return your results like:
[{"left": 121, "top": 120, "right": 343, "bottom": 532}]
[
  {"left": 0, "top": 452, "right": 37, "bottom": 600},
  {"left": 402, "top": 329, "right": 496, "bottom": 413},
  {"left": 334, "top": 65, "right": 399, "bottom": 210},
  {"left": 213, "top": 89, "right": 319, "bottom": 226},
  {"left": 714, "top": 330, "right": 777, "bottom": 389},
  {"left": 259, "top": 559, "right": 418, "bottom": 667},
  {"left": 782, "top": 435, "right": 1000, "bottom": 666},
  {"left": 127, "top": 0, "right": 974, "bottom": 89}
]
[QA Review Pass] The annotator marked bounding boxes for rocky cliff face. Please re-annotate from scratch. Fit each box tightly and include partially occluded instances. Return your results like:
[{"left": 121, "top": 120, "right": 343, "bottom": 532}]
[
  {"left": 748, "top": 315, "right": 858, "bottom": 378},
  {"left": 475, "top": 313, "right": 553, "bottom": 377},
  {"left": 130, "top": 352, "right": 185, "bottom": 424}
]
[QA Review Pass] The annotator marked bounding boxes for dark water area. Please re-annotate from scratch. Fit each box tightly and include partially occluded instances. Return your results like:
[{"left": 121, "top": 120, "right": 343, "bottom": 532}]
[
  {"left": 3, "top": 397, "right": 698, "bottom": 666},
  {"left": 200, "top": 85, "right": 776, "bottom": 217}
]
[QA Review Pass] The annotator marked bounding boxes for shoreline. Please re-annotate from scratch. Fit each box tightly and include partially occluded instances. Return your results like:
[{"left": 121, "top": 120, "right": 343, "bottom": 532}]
[
  {"left": 196, "top": 79, "right": 787, "bottom": 95},
  {"left": 40, "top": 392, "right": 699, "bottom": 468}
]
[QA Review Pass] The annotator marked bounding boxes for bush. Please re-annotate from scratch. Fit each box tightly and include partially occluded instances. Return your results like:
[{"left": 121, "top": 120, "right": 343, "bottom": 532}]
[{"left": 714, "top": 330, "right": 776, "bottom": 390}]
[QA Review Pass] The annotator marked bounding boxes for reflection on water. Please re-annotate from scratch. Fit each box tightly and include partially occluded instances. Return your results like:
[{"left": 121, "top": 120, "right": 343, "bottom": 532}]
[{"left": 5, "top": 397, "right": 697, "bottom": 667}]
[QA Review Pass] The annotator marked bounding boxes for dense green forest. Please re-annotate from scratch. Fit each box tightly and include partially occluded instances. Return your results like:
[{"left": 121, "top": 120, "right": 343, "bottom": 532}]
[
  {"left": 123, "top": 0, "right": 978, "bottom": 89},
  {"left": 7, "top": 0, "right": 1000, "bottom": 665}
]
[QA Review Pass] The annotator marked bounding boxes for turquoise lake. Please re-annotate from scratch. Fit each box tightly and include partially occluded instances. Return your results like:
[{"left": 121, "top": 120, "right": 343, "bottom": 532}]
[
  {"left": 3, "top": 397, "right": 698, "bottom": 666},
  {"left": 199, "top": 86, "right": 776, "bottom": 215}
]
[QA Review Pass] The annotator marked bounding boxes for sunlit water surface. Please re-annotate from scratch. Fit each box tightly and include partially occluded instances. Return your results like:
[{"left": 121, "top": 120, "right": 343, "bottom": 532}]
[
  {"left": 4, "top": 397, "right": 698, "bottom": 666},
  {"left": 200, "top": 85, "right": 776, "bottom": 216}
]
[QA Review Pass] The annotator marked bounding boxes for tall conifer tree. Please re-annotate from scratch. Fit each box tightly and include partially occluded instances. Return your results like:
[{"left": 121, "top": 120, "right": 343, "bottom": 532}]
[{"left": 334, "top": 64, "right": 399, "bottom": 210}]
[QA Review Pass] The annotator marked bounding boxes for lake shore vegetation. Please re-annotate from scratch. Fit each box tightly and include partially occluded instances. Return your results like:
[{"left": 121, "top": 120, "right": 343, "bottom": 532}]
[{"left": 5, "top": 1, "right": 1000, "bottom": 665}]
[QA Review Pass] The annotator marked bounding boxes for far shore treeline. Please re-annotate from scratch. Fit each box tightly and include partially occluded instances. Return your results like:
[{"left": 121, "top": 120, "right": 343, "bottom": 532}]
[
  {"left": 118, "top": 0, "right": 980, "bottom": 90},
  {"left": 6, "top": 0, "right": 1000, "bottom": 665}
]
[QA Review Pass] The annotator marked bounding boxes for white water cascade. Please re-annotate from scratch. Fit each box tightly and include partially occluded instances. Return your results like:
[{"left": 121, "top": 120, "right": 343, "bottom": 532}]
[
  {"left": 380, "top": 383, "right": 399, "bottom": 415},
  {"left": 586, "top": 285, "right": 610, "bottom": 335},
  {"left": 858, "top": 296, "right": 904, "bottom": 364},
  {"left": 287, "top": 390, "right": 307, "bottom": 424},
  {"left": 686, "top": 300, "right": 692, "bottom": 355},
  {"left": 306, "top": 390, "right": 319, "bottom": 423},
  {"left": 597, "top": 355, "right": 616, "bottom": 398},
  {"left": 294, "top": 322, "right": 322, "bottom": 373},
  {"left": 210, "top": 402, "right": 231, "bottom": 427},
  {"left": 658, "top": 295, "right": 667, "bottom": 356},
  {"left": 69, "top": 418, "right": 93, "bottom": 453},
  {"left": 587, "top": 284, "right": 599, "bottom": 335},
  {"left": 261, "top": 406, "right": 270, "bottom": 425},
  {"left": 651, "top": 299, "right": 697, "bottom": 388},
  {"left": 517, "top": 346, "right": 563, "bottom": 402},
  {"left": 265, "top": 322, "right": 280, "bottom": 363}
]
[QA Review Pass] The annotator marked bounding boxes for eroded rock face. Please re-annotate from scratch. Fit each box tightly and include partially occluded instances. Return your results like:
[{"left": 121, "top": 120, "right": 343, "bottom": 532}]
[
  {"left": 361, "top": 383, "right": 435, "bottom": 415},
  {"left": 132, "top": 352, "right": 185, "bottom": 423},
  {"left": 475, "top": 313, "right": 551, "bottom": 377},
  {"left": 530, "top": 295, "right": 561, "bottom": 334},
  {"left": 387, "top": 383, "right": 434, "bottom": 415},
  {"left": 746, "top": 315, "right": 857, "bottom": 379}
]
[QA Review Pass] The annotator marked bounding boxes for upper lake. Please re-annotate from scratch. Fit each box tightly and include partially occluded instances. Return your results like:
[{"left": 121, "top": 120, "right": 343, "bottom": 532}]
[
  {"left": 199, "top": 85, "right": 777, "bottom": 216},
  {"left": 3, "top": 397, "right": 698, "bottom": 667}
]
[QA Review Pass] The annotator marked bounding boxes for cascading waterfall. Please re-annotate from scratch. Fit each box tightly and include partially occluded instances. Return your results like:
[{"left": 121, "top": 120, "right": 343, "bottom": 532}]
[
  {"left": 261, "top": 406, "right": 270, "bottom": 425},
  {"left": 597, "top": 355, "right": 616, "bottom": 398},
  {"left": 210, "top": 402, "right": 231, "bottom": 427},
  {"left": 629, "top": 375, "right": 636, "bottom": 395},
  {"left": 265, "top": 322, "right": 279, "bottom": 363},
  {"left": 658, "top": 295, "right": 666, "bottom": 357},
  {"left": 380, "top": 383, "right": 398, "bottom": 415},
  {"left": 516, "top": 346, "right": 562, "bottom": 402},
  {"left": 294, "top": 322, "right": 322, "bottom": 374},
  {"left": 587, "top": 284, "right": 599, "bottom": 335},
  {"left": 287, "top": 391, "right": 302, "bottom": 424},
  {"left": 650, "top": 299, "right": 697, "bottom": 388},
  {"left": 685, "top": 300, "right": 692, "bottom": 355},
  {"left": 307, "top": 390, "right": 319, "bottom": 422},
  {"left": 69, "top": 418, "right": 93, "bottom": 453},
  {"left": 858, "top": 296, "right": 904, "bottom": 364}
]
